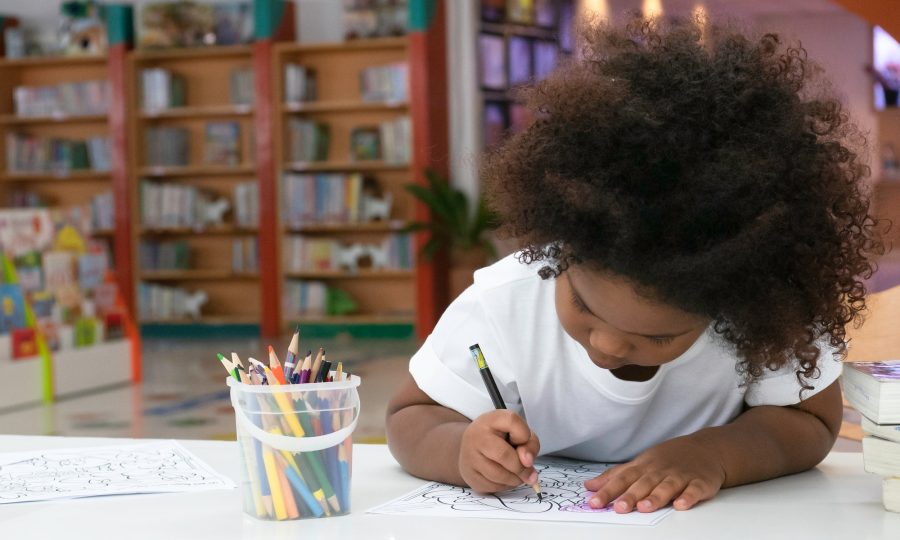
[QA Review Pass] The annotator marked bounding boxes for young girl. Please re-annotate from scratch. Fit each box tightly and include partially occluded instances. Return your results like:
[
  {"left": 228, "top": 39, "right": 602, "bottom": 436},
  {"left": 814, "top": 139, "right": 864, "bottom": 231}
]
[{"left": 386, "top": 17, "right": 883, "bottom": 514}]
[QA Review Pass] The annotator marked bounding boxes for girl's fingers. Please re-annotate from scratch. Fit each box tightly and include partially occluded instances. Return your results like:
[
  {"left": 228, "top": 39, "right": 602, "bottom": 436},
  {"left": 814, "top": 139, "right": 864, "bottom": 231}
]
[
  {"left": 673, "top": 478, "right": 719, "bottom": 510},
  {"left": 588, "top": 466, "right": 641, "bottom": 508},
  {"left": 476, "top": 456, "right": 526, "bottom": 489},
  {"left": 610, "top": 474, "right": 663, "bottom": 514},
  {"left": 584, "top": 464, "right": 622, "bottom": 492},
  {"left": 636, "top": 476, "right": 686, "bottom": 513}
]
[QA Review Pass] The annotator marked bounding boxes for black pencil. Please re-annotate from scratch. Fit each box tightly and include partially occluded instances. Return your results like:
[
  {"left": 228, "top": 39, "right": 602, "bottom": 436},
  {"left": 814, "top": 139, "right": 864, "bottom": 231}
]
[{"left": 469, "top": 343, "right": 542, "bottom": 501}]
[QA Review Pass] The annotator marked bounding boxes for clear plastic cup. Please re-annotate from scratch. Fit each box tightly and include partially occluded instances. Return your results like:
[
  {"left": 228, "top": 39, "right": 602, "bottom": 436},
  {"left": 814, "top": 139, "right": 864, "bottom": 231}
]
[{"left": 228, "top": 375, "right": 360, "bottom": 520}]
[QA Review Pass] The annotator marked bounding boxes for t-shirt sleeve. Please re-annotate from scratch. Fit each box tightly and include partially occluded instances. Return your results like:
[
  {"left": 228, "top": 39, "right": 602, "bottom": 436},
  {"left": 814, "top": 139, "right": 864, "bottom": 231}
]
[
  {"left": 743, "top": 342, "right": 843, "bottom": 407},
  {"left": 409, "top": 284, "right": 521, "bottom": 421}
]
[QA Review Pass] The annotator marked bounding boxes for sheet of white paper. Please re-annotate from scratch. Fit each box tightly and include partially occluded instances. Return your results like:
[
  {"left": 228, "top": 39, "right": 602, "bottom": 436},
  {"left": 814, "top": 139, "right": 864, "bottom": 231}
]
[
  {"left": 369, "top": 457, "right": 672, "bottom": 525},
  {"left": 0, "top": 440, "right": 235, "bottom": 504}
]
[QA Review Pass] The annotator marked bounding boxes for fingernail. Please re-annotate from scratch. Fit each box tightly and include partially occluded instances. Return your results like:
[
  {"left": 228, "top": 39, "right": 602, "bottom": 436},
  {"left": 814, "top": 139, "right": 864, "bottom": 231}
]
[
  {"left": 527, "top": 471, "right": 538, "bottom": 484},
  {"left": 674, "top": 498, "right": 686, "bottom": 509},
  {"left": 615, "top": 500, "right": 628, "bottom": 512},
  {"left": 638, "top": 500, "right": 652, "bottom": 511},
  {"left": 590, "top": 497, "right": 602, "bottom": 508}
]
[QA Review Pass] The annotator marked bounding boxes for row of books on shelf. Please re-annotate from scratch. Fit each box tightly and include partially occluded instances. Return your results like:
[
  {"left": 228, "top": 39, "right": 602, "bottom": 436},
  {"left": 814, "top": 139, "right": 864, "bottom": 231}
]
[
  {"left": 360, "top": 63, "right": 408, "bottom": 102},
  {"left": 138, "top": 282, "right": 208, "bottom": 321},
  {"left": 843, "top": 361, "right": 900, "bottom": 513},
  {"left": 145, "top": 122, "right": 243, "bottom": 167},
  {"left": 284, "top": 64, "right": 317, "bottom": 103},
  {"left": 233, "top": 180, "right": 259, "bottom": 228},
  {"left": 140, "top": 67, "right": 255, "bottom": 112},
  {"left": 13, "top": 79, "right": 110, "bottom": 118},
  {"left": 140, "top": 240, "right": 190, "bottom": 271},
  {"left": 139, "top": 181, "right": 231, "bottom": 230},
  {"left": 287, "top": 116, "right": 410, "bottom": 164},
  {"left": 5, "top": 133, "right": 111, "bottom": 173},
  {"left": 232, "top": 237, "right": 258, "bottom": 274},
  {"left": 282, "top": 280, "right": 359, "bottom": 318},
  {"left": 284, "top": 234, "right": 413, "bottom": 273},
  {"left": 282, "top": 173, "right": 394, "bottom": 227},
  {"left": 6, "top": 190, "right": 114, "bottom": 237},
  {"left": 90, "top": 191, "right": 114, "bottom": 231}
]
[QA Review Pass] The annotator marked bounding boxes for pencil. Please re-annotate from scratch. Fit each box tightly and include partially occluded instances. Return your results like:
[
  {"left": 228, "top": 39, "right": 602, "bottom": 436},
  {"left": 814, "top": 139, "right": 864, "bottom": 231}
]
[
  {"left": 335, "top": 361, "right": 343, "bottom": 381},
  {"left": 284, "top": 326, "right": 300, "bottom": 380},
  {"left": 299, "top": 350, "right": 312, "bottom": 384},
  {"left": 310, "top": 347, "right": 324, "bottom": 382},
  {"left": 469, "top": 343, "right": 542, "bottom": 501},
  {"left": 268, "top": 345, "right": 287, "bottom": 384}
]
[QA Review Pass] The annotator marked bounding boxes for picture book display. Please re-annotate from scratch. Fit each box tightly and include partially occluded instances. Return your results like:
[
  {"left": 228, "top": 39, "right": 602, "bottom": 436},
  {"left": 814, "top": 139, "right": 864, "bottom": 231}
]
[
  {"left": 368, "top": 456, "right": 672, "bottom": 526},
  {"left": 0, "top": 441, "right": 234, "bottom": 504}
]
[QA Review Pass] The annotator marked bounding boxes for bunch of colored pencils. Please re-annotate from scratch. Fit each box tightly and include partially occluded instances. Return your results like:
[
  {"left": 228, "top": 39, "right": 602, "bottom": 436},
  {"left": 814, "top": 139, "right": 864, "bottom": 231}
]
[{"left": 219, "top": 326, "right": 355, "bottom": 521}]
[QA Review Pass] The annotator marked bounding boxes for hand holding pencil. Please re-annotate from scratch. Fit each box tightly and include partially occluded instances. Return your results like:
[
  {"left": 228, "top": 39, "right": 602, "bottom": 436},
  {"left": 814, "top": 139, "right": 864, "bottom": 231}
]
[{"left": 460, "top": 344, "right": 542, "bottom": 498}]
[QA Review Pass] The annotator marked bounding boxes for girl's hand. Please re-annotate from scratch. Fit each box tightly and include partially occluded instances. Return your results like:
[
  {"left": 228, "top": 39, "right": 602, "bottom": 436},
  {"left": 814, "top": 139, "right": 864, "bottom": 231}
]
[
  {"left": 459, "top": 410, "right": 541, "bottom": 493},
  {"left": 584, "top": 435, "right": 727, "bottom": 513}
]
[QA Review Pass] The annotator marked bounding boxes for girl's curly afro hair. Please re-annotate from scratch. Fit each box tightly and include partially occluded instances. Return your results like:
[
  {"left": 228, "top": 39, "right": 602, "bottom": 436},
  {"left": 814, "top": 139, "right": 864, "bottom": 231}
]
[{"left": 483, "top": 16, "right": 884, "bottom": 388}]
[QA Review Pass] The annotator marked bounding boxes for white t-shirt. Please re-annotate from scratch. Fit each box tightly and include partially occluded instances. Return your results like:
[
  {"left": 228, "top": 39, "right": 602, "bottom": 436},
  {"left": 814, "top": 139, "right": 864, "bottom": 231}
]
[{"left": 409, "top": 254, "right": 842, "bottom": 462}]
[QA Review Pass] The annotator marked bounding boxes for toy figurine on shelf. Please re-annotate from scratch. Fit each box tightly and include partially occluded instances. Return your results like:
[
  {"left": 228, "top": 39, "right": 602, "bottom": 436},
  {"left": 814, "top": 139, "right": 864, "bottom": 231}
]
[{"left": 59, "top": 1, "right": 107, "bottom": 57}]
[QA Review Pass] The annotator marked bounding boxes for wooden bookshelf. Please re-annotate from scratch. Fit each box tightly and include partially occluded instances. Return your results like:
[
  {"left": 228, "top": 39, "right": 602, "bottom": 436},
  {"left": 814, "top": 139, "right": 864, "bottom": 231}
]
[
  {"left": 0, "top": 54, "right": 117, "bottom": 248},
  {"left": 273, "top": 38, "right": 418, "bottom": 325},
  {"left": 128, "top": 44, "right": 262, "bottom": 324}
]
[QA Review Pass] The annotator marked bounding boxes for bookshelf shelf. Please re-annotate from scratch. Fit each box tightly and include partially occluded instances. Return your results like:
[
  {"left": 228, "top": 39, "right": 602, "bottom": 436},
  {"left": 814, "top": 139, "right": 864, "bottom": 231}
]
[
  {"left": 92, "top": 229, "right": 115, "bottom": 237},
  {"left": 275, "top": 37, "right": 407, "bottom": 55},
  {"left": 282, "top": 100, "right": 408, "bottom": 114},
  {"left": 284, "top": 161, "right": 409, "bottom": 172},
  {"left": 0, "top": 171, "right": 111, "bottom": 182},
  {"left": 139, "top": 104, "right": 254, "bottom": 120},
  {"left": 132, "top": 45, "right": 252, "bottom": 62},
  {"left": 141, "top": 270, "right": 259, "bottom": 281},
  {"left": 139, "top": 225, "right": 258, "bottom": 236},
  {"left": 141, "top": 315, "right": 259, "bottom": 325},
  {"left": 286, "top": 222, "right": 405, "bottom": 234},
  {"left": 284, "top": 270, "right": 414, "bottom": 280},
  {"left": 138, "top": 164, "right": 257, "bottom": 177},
  {"left": 287, "top": 314, "right": 415, "bottom": 326},
  {"left": 0, "top": 54, "right": 106, "bottom": 69},
  {"left": 0, "top": 114, "right": 108, "bottom": 126}
]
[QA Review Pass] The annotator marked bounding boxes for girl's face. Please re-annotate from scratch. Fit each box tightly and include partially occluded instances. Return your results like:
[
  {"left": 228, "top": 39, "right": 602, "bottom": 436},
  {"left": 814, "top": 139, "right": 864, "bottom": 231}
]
[{"left": 555, "top": 266, "right": 709, "bottom": 371}]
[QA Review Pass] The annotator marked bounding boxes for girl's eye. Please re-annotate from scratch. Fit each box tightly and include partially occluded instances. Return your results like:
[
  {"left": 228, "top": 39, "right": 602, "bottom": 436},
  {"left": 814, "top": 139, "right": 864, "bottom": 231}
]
[
  {"left": 570, "top": 292, "right": 589, "bottom": 314},
  {"left": 648, "top": 336, "right": 675, "bottom": 346}
]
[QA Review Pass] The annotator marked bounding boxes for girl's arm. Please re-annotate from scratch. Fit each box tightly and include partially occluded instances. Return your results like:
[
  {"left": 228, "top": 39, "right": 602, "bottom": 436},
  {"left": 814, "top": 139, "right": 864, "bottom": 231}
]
[
  {"left": 586, "top": 379, "right": 843, "bottom": 513},
  {"left": 386, "top": 372, "right": 541, "bottom": 490}
]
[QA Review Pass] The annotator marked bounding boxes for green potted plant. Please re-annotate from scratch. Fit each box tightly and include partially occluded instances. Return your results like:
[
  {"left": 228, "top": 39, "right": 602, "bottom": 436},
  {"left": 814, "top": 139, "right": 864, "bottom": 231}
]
[{"left": 404, "top": 168, "right": 499, "bottom": 298}]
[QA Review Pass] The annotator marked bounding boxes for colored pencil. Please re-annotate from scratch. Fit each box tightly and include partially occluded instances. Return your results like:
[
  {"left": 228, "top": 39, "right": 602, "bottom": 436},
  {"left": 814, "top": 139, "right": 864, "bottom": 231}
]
[
  {"left": 284, "top": 326, "right": 300, "bottom": 380},
  {"left": 299, "top": 350, "right": 312, "bottom": 384},
  {"left": 310, "top": 347, "right": 324, "bottom": 382},
  {"left": 469, "top": 343, "right": 542, "bottom": 501},
  {"left": 268, "top": 345, "right": 287, "bottom": 384}
]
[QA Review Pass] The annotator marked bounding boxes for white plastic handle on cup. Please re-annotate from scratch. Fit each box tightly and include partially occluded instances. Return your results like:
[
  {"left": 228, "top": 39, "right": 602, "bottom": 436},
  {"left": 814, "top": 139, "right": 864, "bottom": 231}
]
[{"left": 230, "top": 387, "right": 359, "bottom": 453}]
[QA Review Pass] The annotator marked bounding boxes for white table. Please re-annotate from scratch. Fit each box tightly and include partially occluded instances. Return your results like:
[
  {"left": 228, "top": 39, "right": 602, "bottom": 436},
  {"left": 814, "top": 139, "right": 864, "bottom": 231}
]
[{"left": 1, "top": 435, "right": 898, "bottom": 539}]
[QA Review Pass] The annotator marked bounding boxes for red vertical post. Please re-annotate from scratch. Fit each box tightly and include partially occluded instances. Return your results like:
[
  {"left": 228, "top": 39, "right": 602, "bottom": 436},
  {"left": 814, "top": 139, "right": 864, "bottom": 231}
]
[
  {"left": 254, "top": 40, "right": 281, "bottom": 339},
  {"left": 409, "top": 0, "right": 450, "bottom": 338}
]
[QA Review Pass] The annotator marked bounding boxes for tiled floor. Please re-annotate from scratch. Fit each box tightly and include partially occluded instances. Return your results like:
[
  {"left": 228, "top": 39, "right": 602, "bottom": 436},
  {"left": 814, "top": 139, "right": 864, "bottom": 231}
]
[{"left": 0, "top": 335, "right": 862, "bottom": 452}]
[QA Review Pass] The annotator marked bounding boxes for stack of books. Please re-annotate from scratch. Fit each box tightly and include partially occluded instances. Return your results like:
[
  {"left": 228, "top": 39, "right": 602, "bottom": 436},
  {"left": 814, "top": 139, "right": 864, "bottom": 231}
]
[
  {"left": 145, "top": 126, "right": 190, "bottom": 167},
  {"left": 6, "top": 133, "right": 110, "bottom": 173},
  {"left": 204, "top": 121, "right": 241, "bottom": 166},
  {"left": 284, "top": 63, "right": 317, "bottom": 102},
  {"left": 139, "top": 181, "right": 226, "bottom": 230},
  {"left": 233, "top": 180, "right": 258, "bottom": 228},
  {"left": 231, "top": 237, "right": 258, "bottom": 274},
  {"left": 13, "top": 80, "right": 110, "bottom": 117},
  {"left": 140, "top": 68, "right": 186, "bottom": 112},
  {"left": 230, "top": 67, "right": 254, "bottom": 106},
  {"left": 282, "top": 172, "right": 364, "bottom": 227},
  {"left": 287, "top": 118, "right": 330, "bottom": 162},
  {"left": 843, "top": 360, "right": 900, "bottom": 513},
  {"left": 139, "top": 240, "right": 191, "bottom": 271},
  {"left": 359, "top": 63, "right": 408, "bottom": 102}
]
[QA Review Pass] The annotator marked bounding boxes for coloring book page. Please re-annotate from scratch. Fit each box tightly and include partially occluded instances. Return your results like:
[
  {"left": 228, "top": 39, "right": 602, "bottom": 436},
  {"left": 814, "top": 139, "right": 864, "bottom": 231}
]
[
  {"left": 369, "top": 457, "right": 672, "bottom": 525},
  {"left": 0, "top": 441, "right": 234, "bottom": 504}
]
